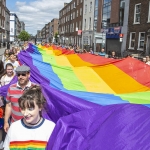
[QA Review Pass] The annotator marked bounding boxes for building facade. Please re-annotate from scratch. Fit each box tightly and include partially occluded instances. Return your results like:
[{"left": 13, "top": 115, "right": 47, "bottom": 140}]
[
  {"left": 59, "top": 1, "right": 83, "bottom": 47},
  {"left": 82, "top": 0, "right": 95, "bottom": 50},
  {"left": 10, "top": 13, "right": 21, "bottom": 42},
  {"left": 99, "top": 0, "right": 127, "bottom": 55},
  {"left": 127, "top": 0, "right": 150, "bottom": 56},
  {"left": 20, "top": 21, "right": 25, "bottom": 32},
  {"left": 41, "top": 25, "right": 46, "bottom": 40},
  {"left": 5, "top": 7, "right": 10, "bottom": 43},
  {"left": 49, "top": 18, "right": 59, "bottom": 43},
  {"left": 0, "top": 0, "right": 6, "bottom": 44}
]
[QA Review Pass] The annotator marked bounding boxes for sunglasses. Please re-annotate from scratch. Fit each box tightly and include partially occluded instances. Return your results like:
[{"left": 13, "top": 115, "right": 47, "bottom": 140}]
[{"left": 17, "top": 73, "right": 27, "bottom": 77}]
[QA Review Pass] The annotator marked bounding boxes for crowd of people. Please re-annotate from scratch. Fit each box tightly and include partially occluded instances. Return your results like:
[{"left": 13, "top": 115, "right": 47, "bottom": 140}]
[
  {"left": 40, "top": 42, "right": 150, "bottom": 63},
  {"left": 0, "top": 41, "right": 150, "bottom": 149},
  {"left": 0, "top": 43, "right": 55, "bottom": 149}
]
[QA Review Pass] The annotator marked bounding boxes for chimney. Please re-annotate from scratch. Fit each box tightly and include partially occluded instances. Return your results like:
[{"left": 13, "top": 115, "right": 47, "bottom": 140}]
[{"left": 64, "top": 3, "right": 68, "bottom": 7}]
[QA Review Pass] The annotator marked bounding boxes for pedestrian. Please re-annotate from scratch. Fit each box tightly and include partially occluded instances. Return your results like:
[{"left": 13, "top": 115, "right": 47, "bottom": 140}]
[
  {"left": 145, "top": 56, "right": 150, "bottom": 65},
  {"left": 89, "top": 48, "right": 94, "bottom": 54},
  {"left": 109, "top": 51, "right": 117, "bottom": 59},
  {"left": 3, "top": 85, "right": 55, "bottom": 150},
  {"left": 6, "top": 42, "right": 10, "bottom": 50},
  {"left": 4, "top": 52, "right": 20, "bottom": 70},
  {"left": 98, "top": 48, "right": 106, "bottom": 57},
  {"left": 2, "top": 49, "right": 9, "bottom": 64},
  {"left": 4, "top": 65, "right": 35, "bottom": 133},
  {"left": 0, "top": 61, "right": 4, "bottom": 79},
  {"left": 0, "top": 63, "right": 14, "bottom": 86},
  {"left": 142, "top": 57, "right": 146, "bottom": 63}
]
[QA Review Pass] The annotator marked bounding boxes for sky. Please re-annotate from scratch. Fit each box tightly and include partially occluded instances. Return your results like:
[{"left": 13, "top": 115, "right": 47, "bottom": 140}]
[{"left": 6, "top": 0, "right": 71, "bottom": 35}]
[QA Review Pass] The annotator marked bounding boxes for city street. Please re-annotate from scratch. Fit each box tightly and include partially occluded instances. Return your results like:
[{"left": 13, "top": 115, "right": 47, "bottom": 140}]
[{"left": 0, "top": 0, "right": 150, "bottom": 150}]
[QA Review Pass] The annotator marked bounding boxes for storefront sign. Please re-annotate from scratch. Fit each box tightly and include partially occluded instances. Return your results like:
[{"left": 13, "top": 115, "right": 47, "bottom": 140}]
[{"left": 106, "top": 27, "right": 122, "bottom": 39}]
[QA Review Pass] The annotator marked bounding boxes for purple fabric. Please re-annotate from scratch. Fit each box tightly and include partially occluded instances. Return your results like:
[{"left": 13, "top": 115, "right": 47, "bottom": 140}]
[{"left": 0, "top": 45, "right": 150, "bottom": 149}]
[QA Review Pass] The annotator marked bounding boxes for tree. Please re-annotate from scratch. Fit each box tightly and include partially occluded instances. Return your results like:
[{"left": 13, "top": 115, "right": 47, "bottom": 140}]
[{"left": 18, "top": 31, "right": 30, "bottom": 41}]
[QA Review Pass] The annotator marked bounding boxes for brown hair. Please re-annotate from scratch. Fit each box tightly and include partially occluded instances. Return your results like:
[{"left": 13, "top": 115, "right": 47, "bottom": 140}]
[{"left": 18, "top": 85, "right": 46, "bottom": 115}]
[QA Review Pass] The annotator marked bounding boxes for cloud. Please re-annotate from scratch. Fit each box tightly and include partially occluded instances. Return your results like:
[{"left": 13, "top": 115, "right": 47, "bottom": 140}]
[{"left": 14, "top": 0, "right": 71, "bottom": 35}]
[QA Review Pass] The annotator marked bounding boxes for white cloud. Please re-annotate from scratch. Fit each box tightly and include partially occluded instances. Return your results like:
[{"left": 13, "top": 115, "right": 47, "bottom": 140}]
[{"left": 14, "top": 0, "right": 71, "bottom": 35}]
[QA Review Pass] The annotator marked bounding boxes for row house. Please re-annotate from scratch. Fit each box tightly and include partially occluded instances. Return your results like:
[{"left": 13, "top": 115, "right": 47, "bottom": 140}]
[
  {"left": 5, "top": 7, "right": 10, "bottom": 43},
  {"left": 41, "top": 26, "right": 46, "bottom": 40},
  {"left": 45, "top": 23, "right": 49, "bottom": 41},
  {"left": 36, "top": 18, "right": 59, "bottom": 43},
  {"left": 0, "top": 0, "right": 6, "bottom": 43},
  {"left": 10, "top": 13, "right": 22, "bottom": 42},
  {"left": 59, "top": 0, "right": 83, "bottom": 47},
  {"left": 59, "top": 0, "right": 127, "bottom": 53},
  {"left": 47, "top": 18, "right": 59, "bottom": 43},
  {"left": 97, "top": 0, "right": 127, "bottom": 55},
  {"left": 127, "top": 0, "right": 150, "bottom": 56},
  {"left": 20, "top": 21, "right": 25, "bottom": 32},
  {"left": 36, "top": 30, "right": 41, "bottom": 38},
  {"left": 82, "top": 0, "right": 95, "bottom": 49}
]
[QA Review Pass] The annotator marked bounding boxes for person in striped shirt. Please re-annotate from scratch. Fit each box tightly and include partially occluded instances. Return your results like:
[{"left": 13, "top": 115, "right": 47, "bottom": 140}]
[
  {"left": 3, "top": 85, "right": 55, "bottom": 150},
  {"left": 4, "top": 65, "right": 35, "bottom": 133}
]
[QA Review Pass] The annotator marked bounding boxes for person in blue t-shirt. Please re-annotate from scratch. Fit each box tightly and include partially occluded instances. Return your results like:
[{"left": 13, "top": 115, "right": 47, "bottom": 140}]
[{"left": 99, "top": 48, "right": 106, "bottom": 57}]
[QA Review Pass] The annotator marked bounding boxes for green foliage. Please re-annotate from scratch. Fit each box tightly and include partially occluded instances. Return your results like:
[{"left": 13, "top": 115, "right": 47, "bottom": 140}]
[
  {"left": 18, "top": 31, "right": 30, "bottom": 41},
  {"left": 54, "top": 32, "right": 58, "bottom": 43}
]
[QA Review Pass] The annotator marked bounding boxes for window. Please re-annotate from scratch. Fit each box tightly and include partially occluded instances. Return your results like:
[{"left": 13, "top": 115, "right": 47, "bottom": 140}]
[
  {"left": 101, "top": 1, "right": 111, "bottom": 28},
  {"left": 68, "top": 15, "right": 69, "bottom": 21},
  {"left": 85, "top": 5, "right": 87, "bottom": 14},
  {"left": 90, "top": 2, "right": 92, "bottom": 12},
  {"left": 138, "top": 32, "right": 145, "bottom": 50},
  {"left": 89, "top": 17, "right": 91, "bottom": 29},
  {"left": 84, "top": 19, "right": 86, "bottom": 30},
  {"left": 79, "top": 21, "right": 81, "bottom": 30},
  {"left": 70, "top": 24, "right": 72, "bottom": 32},
  {"left": 129, "top": 32, "right": 136, "bottom": 49},
  {"left": 72, "top": 23, "right": 74, "bottom": 32},
  {"left": 134, "top": 4, "right": 141, "bottom": 24},
  {"left": 80, "top": 8, "right": 82, "bottom": 16},
  {"left": 71, "top": 13, "right": 73, "bottom": 20},
  {"left": 77, "top": 10, "right": 78, "bottom": 17},
  {"left": 148, "top": 1, "right": 150, "bottom": 22},
  {"left": 73, "top": 12, "right": 75, "bottom": 19},
  {"left": 76, "top": 22, "right": 78, "bottom": 31},
  {"left": 74, "top": 2, "right": 76, "bottom": 8}
]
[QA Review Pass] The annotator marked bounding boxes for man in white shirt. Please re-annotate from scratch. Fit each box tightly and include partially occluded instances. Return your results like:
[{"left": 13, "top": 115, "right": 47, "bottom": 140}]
[{"left": 4, "top": 53, "right": 20, "bottom": 71}]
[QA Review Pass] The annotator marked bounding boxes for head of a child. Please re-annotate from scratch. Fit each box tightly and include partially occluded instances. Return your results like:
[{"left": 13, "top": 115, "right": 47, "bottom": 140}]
[{"left": 18, "top": 85, "right": 46, "bottom": 125}]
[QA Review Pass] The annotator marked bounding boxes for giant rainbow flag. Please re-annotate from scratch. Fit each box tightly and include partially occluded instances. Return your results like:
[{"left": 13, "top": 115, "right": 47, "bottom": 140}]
[{"left": 1, "top": 44, "right": 150, "bottom": 149}]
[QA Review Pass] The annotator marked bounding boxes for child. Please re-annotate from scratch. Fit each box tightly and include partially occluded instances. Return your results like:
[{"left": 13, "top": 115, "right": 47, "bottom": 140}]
[{"left": 3, "top": 85, "right": 55, "bottom": 150}]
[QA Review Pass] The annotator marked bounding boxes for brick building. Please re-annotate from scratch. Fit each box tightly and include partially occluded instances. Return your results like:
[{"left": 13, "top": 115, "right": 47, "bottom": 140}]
[
  {"left": 0, "top": 0, "right": 6, "bottom": 44},
  {"left": 49, "top": 18, "right": 59, "bottom": 43},
  {"left": 99, "top": 0, "right": 128, "bottom": 56},
  {"left": 59, "top": 1, "right": 83, "bottom": 47},
  {"left": 126, "top": 0, "right": 150, "bottom": 56},
  {"left": 5, "top": 7, "right": 10, "bottom": 43}
]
